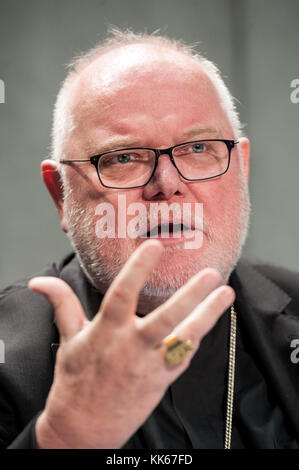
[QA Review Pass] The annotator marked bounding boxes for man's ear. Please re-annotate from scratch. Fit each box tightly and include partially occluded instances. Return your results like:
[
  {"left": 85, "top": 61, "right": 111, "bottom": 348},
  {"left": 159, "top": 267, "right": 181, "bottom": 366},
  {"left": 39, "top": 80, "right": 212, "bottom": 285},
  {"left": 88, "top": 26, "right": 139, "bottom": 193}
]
[
  {"left": 41, "top": 159, "right": 68, "bottom": 233},
  {"left": 238, "top": 137, "right": 250, "bottom": 182}
]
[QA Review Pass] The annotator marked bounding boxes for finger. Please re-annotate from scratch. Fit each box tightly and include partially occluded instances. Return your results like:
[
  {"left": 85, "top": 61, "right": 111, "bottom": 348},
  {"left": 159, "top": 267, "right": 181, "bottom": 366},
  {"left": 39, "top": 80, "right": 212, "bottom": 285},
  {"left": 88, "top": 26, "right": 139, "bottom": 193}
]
[
  {"left": 155, "top": 287, "right": 235, "bottom": 380},
  {"left": 97, "top": 240, "right": 164, "bottom": 325},
  {"left": 137, "top": 268, "right": 223, "bottom": 344},
  {"left": 28, "top": 277, "right": 87, "bottom": 343},
  {"left": 173, "top": 285, "right": 235, "bottom": 348}
]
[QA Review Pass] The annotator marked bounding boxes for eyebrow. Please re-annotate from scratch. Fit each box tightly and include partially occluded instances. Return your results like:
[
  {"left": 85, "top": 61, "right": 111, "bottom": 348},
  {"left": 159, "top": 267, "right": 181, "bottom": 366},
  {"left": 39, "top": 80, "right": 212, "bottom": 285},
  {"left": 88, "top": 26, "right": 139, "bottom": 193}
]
[
  {"left": 181, "top": 126, "right": 222, "bottom": 140},
  {"left": 85, "top": 126, "right": 222, "bottom": 156},
  {"left": 86, "top": 138, "right": 141, "bottom": 156}
]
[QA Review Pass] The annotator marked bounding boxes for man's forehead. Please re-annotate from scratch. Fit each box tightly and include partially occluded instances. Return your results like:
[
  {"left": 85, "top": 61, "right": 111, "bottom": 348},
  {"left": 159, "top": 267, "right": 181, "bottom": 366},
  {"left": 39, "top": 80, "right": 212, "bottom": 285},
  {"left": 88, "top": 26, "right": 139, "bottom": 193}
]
[
  {"left": 71, "top": 43, "right": 212, "bottom": 106},
  {"left": 66, "top": 43, "right": 232, "bottom": 152}
]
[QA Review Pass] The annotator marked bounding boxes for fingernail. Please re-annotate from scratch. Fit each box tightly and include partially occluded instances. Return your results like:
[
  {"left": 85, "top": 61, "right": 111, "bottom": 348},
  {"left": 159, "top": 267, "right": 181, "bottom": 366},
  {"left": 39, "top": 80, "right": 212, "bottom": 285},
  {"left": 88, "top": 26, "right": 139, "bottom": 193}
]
[{"left": 221, "top": 286, "right": 235, "bottom": 303}]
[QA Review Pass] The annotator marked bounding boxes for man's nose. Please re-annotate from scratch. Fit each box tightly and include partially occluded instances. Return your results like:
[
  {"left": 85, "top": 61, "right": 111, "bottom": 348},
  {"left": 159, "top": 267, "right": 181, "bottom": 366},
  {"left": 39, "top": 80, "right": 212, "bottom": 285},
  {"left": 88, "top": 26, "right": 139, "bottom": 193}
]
[{"left": 142, "top": 153, "right": 186, "bottom": 201}]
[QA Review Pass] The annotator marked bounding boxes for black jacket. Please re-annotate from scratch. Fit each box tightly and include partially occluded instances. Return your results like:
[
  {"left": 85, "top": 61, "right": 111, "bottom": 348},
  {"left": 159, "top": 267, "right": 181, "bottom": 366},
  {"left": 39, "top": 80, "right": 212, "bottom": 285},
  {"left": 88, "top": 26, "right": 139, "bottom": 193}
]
[{"left": 1, "top": 253, "right": 299, "bottom": 448}]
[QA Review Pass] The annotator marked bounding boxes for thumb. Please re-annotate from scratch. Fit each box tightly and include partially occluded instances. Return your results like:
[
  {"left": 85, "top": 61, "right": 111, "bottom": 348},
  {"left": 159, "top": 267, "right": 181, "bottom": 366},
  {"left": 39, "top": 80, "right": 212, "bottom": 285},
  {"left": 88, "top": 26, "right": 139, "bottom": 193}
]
[{"left": 28, "top": 277, "right": 87, "bottom": 342}]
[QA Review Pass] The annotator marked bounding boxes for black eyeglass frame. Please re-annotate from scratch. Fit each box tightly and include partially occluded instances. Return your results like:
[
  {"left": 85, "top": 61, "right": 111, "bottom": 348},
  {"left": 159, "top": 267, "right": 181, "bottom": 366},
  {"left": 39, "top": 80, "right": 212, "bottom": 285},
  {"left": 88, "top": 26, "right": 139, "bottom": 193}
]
[{"left": 60, "top": 139, "right": 238, "bottom": 190}]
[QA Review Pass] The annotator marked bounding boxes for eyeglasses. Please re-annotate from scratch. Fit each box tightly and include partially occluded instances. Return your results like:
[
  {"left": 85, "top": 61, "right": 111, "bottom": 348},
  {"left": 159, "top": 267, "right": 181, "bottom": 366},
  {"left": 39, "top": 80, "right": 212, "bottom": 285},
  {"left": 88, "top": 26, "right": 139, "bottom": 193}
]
[{"left": 60, "top": 139, "right": 238, "bottom": 189}]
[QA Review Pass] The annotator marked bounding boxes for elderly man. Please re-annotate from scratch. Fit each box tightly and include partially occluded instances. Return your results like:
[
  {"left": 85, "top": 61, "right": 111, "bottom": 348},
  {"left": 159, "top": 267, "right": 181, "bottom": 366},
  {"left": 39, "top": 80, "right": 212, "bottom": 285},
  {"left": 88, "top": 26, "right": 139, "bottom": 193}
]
[{"left": 1, "top": 30, "right": 299, "bottom": 450}]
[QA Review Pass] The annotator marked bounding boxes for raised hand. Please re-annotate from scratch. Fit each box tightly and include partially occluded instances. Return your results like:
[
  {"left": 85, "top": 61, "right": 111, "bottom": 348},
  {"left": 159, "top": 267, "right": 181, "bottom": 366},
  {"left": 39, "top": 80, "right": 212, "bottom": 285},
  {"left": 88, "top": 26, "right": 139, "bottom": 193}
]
[{"left": 28, "top": 240, "right": 234, "bottom": 449}]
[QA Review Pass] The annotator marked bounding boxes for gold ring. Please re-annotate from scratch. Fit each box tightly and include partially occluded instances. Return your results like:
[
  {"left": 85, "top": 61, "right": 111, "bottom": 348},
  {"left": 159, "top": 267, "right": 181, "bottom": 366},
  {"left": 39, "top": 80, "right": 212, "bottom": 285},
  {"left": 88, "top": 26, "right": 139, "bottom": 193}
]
[{"left": 163, "top": 333, "right": 194, "bottom": 367}]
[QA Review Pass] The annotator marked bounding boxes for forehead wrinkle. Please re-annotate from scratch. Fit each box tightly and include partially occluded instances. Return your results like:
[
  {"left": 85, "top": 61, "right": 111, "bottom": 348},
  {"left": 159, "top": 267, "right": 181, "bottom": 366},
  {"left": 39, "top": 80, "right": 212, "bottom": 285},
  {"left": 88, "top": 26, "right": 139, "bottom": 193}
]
[{"left": 71, "top": 116, "right": 226, "bottom": 158}]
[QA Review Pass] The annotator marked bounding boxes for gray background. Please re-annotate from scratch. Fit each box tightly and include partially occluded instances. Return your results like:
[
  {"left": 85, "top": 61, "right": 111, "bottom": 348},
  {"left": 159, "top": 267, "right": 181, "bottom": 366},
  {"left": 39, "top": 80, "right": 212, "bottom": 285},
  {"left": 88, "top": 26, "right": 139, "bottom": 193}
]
[{"left": 0, "top": 0, "right": 298, "bottom": 288}]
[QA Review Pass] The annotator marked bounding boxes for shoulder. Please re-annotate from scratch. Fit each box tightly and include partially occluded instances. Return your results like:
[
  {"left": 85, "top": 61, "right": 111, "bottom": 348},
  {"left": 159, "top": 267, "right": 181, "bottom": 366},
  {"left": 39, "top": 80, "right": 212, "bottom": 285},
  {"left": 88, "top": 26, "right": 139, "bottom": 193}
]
[
  {"left": 0, "top": 263, "right": 57, "bottom": 303},
  {"left": 0, "top": 259, "right": 61, "bottom": 330},
  {"left": 237, "top": 257, "right": 299, "bottom": 299},
  {"left": 0, "top": 253, "right": 77, "bottom": 427},
  {"left": 0, "top": 253, "right": 76, "bottom": 362},
  {"left": 0, "top": 252, "right": 76, "bottom": 309},
  {"left": 0, "top": 252, "right": 75, "bottom": 302},
  {"left": 234, "top": 257, "right": 299, "bottom": 317}
]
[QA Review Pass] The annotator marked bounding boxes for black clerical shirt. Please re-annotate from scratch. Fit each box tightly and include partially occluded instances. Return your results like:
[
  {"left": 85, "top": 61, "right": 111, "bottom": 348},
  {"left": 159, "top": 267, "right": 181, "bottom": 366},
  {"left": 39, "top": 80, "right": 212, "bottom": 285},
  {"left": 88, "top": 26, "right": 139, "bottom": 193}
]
[
  {"left": 123, "top": 308, "right": 232, "bottom": 449},
  {"left": 124, "top": 303, "right": 298, "bottom": 449}
]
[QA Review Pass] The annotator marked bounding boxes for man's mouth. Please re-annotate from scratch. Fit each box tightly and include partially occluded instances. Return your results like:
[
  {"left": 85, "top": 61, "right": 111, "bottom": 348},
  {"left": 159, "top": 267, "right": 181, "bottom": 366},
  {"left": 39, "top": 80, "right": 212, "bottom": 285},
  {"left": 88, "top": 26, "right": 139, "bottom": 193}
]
[{"left": 141, "top": 222, "right": 194, "bottom": 238}]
